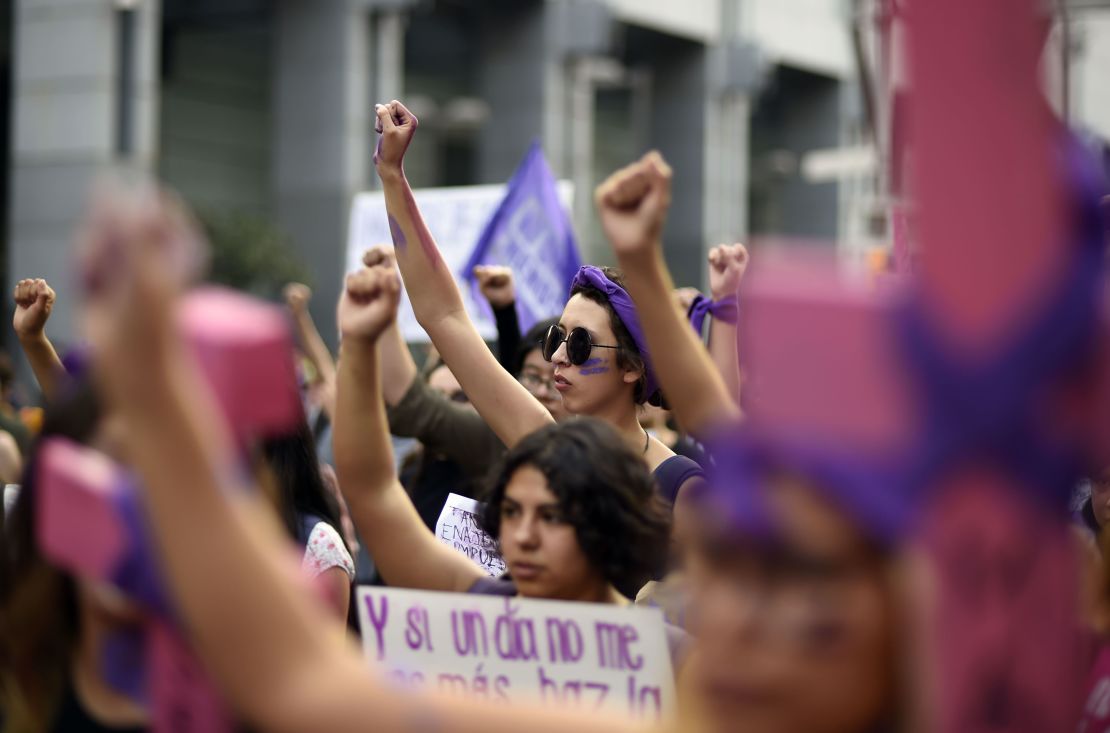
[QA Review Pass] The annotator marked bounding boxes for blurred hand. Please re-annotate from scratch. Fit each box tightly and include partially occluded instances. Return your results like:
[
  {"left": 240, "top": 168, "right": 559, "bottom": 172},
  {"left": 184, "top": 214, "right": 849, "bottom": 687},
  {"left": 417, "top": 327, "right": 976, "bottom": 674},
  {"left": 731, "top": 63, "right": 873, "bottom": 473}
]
[
  {"left": 283, "top": 283, "right": 312, "bottom": 314},
  {"left": 708, "top": 243, "right": 749, "bottom": 301},
  {"left": 362, "top": 245, "right": 397, "bottom": 271},
  {"left": 473, "top": 265, "right": 515, "bottom": 309},
  {"left": 337, "top": 264, "right": 401, "bottom": 343},
  {"left": 595, "top": 151, "right": 672, "bottom": 259},
  {"left": 373, "top": 100, "right": 419, "bottom": 175},
  {"left": 77, "top": 183, "right": 206, "bottom": 401},
  {"left": 672, "top": 287, "right": 702, "bottom": 316},
  {"left": 13, "top": 278, "right": 56, "bottom": 340}
]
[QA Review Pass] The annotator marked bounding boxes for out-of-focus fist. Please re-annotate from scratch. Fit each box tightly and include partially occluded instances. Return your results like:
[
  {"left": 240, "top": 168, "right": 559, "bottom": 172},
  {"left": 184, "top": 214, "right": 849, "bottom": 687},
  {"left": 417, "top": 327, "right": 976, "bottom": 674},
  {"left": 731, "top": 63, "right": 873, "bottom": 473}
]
[
  {"left": 708, "top": 243, "right": 749, "bottom": 300},
  {"left": 595, "top": 151, "right": 673, "bottom": 259},
  {"left": 13, "top": 278, "right": 55, "bottom": 340},
  {"left": 373, "top": 100, "right": 419, "bottom": 175},
  {"left": 362, "top": 245, "right": 397, "bottom": 271},
  {"left": 473, "top": 265, "right": 515, "bottom": 309},
  {"left": 337, "top": 264, "right": 401, "bottom": 342},
  {"left": 76, "top": 182, "right": 207, "bottom": 400},
  {"left": 672, "top": 287, "right": 702, "bottom": 316},
  {"left": 283, "top": 283, "right": 312, "bottom": 314}
]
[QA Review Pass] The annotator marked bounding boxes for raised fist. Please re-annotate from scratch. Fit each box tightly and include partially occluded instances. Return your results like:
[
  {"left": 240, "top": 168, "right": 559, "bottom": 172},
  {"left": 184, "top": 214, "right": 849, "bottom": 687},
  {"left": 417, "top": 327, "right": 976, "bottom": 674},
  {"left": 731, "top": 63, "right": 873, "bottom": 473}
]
[
  {"left": 337, "top": 264, "right": 401, "bottom": 343},
  {"left": 472, "top": 265, "right": 515, "bottom": 309},
  {"left": 283, "top": 283, "right": 312, "bottom": 314},
  {"left": 362, "top": 245, "right": 397, "bottom": 271},
  {"left": 13, "top": 278, "right": 56, "bottom": 340},
  {"left": 708, "top": 242, "right": 749, "bottom": 300},
  {"left": 373, "top": 100, "right": 419, "bottom": 175},
  {"left": 76, "top": 183, "right": 207, "bottom": 398},
  {"left": 595, "top": 151, "right": 672, "bottom": 259}
]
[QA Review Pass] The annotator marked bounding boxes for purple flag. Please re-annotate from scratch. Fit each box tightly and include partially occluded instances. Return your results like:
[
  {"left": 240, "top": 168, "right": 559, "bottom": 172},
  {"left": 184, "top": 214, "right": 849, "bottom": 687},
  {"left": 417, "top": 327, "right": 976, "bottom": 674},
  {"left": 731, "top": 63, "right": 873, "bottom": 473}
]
[{"left": 464, "top": 142, "right": 581, "bottom": 331}]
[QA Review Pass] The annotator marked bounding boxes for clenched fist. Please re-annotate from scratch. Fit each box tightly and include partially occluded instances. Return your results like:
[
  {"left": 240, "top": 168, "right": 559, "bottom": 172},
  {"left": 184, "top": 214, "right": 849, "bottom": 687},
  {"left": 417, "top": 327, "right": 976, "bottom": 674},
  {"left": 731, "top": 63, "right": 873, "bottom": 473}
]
[
  {"left": 708, "top": 243, "right": 749, "bottom": 301},
  {"left": 337, "top": 264, "right": 401, "bottom": 343},
  {"left": 13, "top": 278, "right": 55, "bottom": 341},
  {"left": 472, "top": 265, "right": 515, "bottom": 309},
  {"left": 595, "top": 151, "right": 673, "bottom": 259},
  {"left": 283, "top": 283, "right": 312, "bottom": 314},
  {"left": 373, "top": 100, "right": 419, "bottom": 176}
]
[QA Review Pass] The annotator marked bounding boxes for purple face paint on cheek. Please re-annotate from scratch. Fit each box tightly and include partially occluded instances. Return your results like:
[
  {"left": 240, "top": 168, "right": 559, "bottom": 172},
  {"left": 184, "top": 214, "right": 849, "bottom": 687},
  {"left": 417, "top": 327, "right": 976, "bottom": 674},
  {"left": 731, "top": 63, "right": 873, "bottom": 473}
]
[
  {"left": 579, "top": 357, "right": 610, "bottom": 376},
  {"left": 388, "top": 215, "right": 407, "bottom": 250}
]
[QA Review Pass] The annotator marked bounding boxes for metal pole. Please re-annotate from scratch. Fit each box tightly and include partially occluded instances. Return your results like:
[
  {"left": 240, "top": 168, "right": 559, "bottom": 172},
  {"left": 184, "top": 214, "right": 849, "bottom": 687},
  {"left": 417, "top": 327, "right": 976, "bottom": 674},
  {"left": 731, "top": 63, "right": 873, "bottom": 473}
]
[{"left": 115, "top": 5, "right": 137, "bottom": 158}]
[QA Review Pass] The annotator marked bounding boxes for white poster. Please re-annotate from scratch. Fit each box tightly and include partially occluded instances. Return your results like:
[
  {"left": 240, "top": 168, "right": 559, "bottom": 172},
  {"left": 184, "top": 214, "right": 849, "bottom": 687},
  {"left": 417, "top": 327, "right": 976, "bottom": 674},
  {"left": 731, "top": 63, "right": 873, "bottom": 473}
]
[
  {"left": 345, "top": 182, "right": 573, "bottom": 343},
  {"left": 434, "top": 493, "right": 506, "bottom": 578},
  {"left": 356, "top": 587, "right": 676, "bottom": 721}
]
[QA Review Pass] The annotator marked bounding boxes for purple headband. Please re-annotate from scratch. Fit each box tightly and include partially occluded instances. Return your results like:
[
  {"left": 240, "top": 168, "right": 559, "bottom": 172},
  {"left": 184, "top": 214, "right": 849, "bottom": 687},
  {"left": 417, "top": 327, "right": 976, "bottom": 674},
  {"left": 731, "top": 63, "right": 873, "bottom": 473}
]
[{"left": 570, "top": 266, "right": 660, "bottom": 401}]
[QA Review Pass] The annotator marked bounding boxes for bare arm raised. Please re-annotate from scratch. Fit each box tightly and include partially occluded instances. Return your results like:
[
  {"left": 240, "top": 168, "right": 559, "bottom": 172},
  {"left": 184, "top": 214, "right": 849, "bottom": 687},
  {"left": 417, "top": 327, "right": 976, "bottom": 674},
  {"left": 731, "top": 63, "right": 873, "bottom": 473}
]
[
  {"left": 284, "top": 282, "right": 337, "bottom": 420},
  {"left": 706, "top": 243, "right": 746, "bottom": 407},
  {"left": 595, "top": 153, "right": 742, "bottom": 436},
  {"left": 13, "top": 278, "right": 65, "bottom": 401},
  {"left": 332, "top": 255, "right": 483, "bottom": 593},
  {"left": 372, "top": 100, "right": 552, "bottom": 448}
]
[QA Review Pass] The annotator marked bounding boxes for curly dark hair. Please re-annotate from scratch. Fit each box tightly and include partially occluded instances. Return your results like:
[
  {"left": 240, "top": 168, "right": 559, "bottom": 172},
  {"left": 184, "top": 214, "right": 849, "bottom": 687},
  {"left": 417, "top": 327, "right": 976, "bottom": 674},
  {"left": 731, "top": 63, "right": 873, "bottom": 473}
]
[
  {"left": 479, "top": 418, "right": 671, "bottom": 597},
  {"left": 569, "top": 266, "right": 663, "bottom": 407}
]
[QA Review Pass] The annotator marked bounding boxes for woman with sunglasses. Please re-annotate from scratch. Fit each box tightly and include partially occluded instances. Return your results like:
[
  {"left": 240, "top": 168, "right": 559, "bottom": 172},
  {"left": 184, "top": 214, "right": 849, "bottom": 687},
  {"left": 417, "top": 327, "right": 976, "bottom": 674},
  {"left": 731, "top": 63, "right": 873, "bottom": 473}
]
[{"left": 372, "top": 100, "right": 702, "bottom": 506}]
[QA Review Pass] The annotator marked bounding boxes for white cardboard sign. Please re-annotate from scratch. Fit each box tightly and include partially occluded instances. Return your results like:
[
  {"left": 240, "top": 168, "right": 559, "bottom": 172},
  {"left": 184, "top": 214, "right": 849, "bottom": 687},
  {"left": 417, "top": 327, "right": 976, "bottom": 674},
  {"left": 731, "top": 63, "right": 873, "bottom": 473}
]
[
  {"left": 435, "top": 493, "right": 506, "bottom": 578},
  {"left": 356, "top": 586, "right": 676, "bottom": 721},
  {"left": 345, "top": 182, "right": 573, "bottom": 343}
]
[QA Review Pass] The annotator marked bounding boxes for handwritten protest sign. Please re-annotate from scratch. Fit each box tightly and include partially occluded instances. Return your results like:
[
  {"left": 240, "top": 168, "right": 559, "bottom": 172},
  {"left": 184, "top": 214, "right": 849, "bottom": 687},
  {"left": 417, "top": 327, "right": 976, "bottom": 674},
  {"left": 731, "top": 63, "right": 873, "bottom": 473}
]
[
  {"left": 346, "top": 182, "right": 573, "bottom": 343},
  {"left": 356, "top": 587, "right": 676, "bottom": 721},
  {"left": 435, "top": 493, "right": 506, "bottom": 577}
]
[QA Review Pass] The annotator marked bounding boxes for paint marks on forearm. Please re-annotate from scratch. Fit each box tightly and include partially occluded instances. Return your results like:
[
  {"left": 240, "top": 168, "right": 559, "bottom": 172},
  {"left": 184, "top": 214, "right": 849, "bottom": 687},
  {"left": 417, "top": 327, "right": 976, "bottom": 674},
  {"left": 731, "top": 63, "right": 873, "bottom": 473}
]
[
  {"left": 402, "top": 186, "right": 442, "bottom": 272},
  {"left": 388, "top": 215, "right": 407, "bottom": 251},
  {"left": 580, "top": 358, "right": 610, "bottom": 376}
]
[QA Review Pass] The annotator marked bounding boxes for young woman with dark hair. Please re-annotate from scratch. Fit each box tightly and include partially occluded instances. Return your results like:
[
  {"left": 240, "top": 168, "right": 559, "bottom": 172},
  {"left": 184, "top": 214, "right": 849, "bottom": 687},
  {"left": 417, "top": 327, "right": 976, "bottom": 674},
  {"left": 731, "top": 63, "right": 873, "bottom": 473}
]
[
  {"left": 331, "top": 258, "right": 677, "bottom": 614},
  {"left": 370, "top": 100, "right": 703, "bottom": 505}
]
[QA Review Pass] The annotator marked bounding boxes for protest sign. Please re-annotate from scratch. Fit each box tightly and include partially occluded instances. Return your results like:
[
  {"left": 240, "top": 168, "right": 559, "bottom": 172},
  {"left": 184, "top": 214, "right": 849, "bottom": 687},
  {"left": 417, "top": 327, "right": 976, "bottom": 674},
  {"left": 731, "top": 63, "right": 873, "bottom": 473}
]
[
  {"left": 347, "top": 181, "right": 573, "bottom": 343},
  {"left": 435, "top": 493, "right": 506, "bottom": 577},
  {"left": 356, "top": 587, "right": 676, "bottom": 721}
]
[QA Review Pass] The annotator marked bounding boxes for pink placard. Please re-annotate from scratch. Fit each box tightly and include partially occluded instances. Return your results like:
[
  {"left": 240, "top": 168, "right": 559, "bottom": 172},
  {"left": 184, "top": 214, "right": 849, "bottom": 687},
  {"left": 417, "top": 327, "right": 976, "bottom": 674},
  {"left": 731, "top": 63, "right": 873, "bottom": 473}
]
[
  {"left": 179, "top": 287, "right": 303, "bottom": 440},
  {"left": 36, "top": 437, "right": 127, "bottom": 580}
]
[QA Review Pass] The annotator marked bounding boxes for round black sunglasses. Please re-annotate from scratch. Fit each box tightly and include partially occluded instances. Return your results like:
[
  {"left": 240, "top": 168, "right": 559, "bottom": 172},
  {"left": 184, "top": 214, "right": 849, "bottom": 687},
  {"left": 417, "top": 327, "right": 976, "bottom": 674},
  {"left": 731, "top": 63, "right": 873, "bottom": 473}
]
[{"left": 541, "top": 324, "right": 621, "bottom": 365}]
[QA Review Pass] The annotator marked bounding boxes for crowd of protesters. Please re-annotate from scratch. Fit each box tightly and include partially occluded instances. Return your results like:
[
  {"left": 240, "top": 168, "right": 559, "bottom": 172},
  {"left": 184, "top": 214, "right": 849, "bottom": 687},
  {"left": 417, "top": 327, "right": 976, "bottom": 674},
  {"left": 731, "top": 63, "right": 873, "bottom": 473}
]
[{"left": 0, "top": 87, "right": 1107, "bottom": 733}]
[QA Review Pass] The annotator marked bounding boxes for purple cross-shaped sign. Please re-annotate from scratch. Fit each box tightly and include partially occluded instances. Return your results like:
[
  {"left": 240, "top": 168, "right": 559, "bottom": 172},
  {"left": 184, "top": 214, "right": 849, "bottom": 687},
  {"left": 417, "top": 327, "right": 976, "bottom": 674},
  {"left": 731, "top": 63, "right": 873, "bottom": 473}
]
[{"left": 736, "top": 0, "right": 1107, "bottom": 730}]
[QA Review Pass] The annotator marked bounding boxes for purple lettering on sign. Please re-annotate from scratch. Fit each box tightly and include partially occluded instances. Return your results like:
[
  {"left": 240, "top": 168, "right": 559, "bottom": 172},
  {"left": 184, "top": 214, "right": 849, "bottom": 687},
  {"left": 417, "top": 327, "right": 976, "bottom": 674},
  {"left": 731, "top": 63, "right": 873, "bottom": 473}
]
[
  {"left": 451, "top": 609, "right": 490, "bottom": 657},
  {"left": 627, "top": 676, "right": 663, "bottom": 720},
  {"left": 364, "top": 594, "right": 389, "bottom": 660},
  {"left": 594, "top": 622, "right": 643, "bottom": 671},
  {"left": 494, "top": 598, "right": 538, "bottom": 661},
  {"left": 545, "top": 617, "right": 584, "bottom": 663},
  {"left": 405, "top": 605, "right": 434, "bottom": 652}
]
